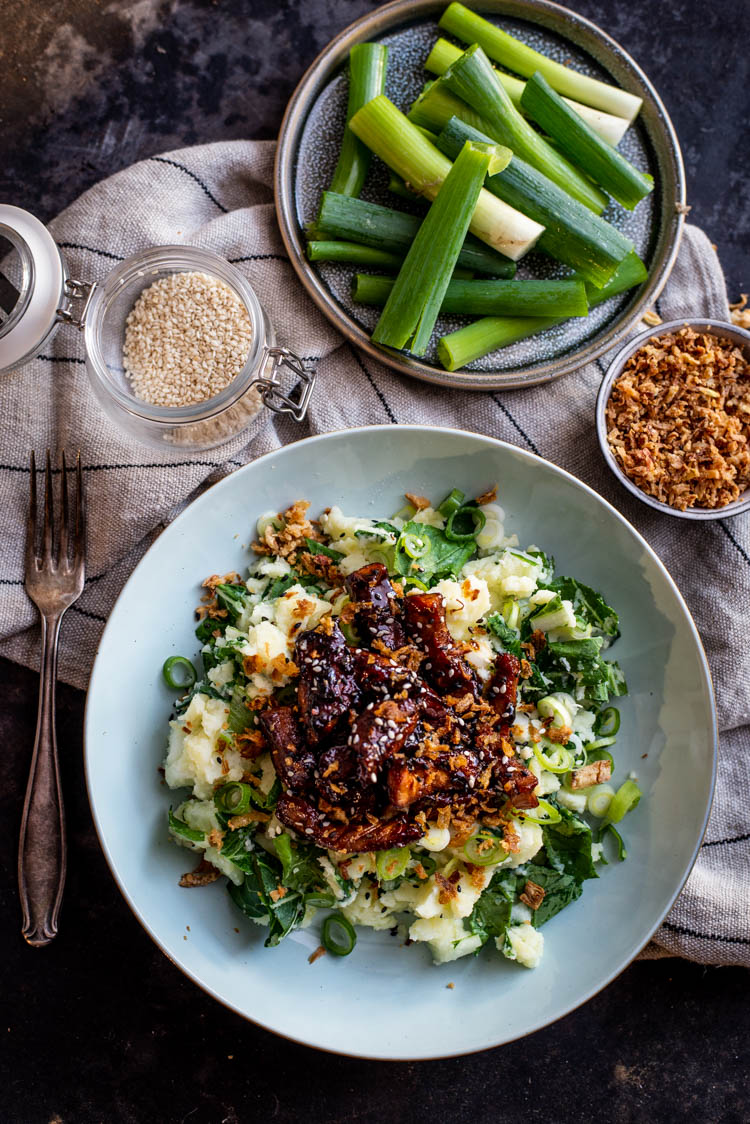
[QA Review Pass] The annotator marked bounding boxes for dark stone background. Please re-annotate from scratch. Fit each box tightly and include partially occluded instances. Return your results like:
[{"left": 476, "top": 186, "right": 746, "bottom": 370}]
[{"left": 1, "top": 1, "right": 748, "bottom": 1121}]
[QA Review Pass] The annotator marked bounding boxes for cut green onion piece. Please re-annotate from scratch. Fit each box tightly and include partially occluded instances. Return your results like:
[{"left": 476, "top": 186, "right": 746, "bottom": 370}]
[
  {"left": 587, "top": 784, "right": 615, "bottom": 818},
  {"left": 438, "top": 488, "right": 466, "bottom": 517},
  {"left": 424, "top": 37, "right": 630, "bottom": 145},
  {"left": 445, "top": 504, "right": 487, "bottom": 542},
  {"left": 442, "top": 45, "right": 608, "bottom": 213},
  {"left": 595, "top": 706, "right": 621, "bottom": 737},
  {"left": 215, "top": 782, "right": 253, "bottom": 816},
  {"left": 321, "top": 912, "right": 357, "bottom": 956},
  {"left": 401, "top": 532, "right": 429, "bottom": 560},
  {"left": 601, "top": 822, "right": 628, "bottom": 860},
  {"left": 502, "top": 598, "right": 520, "bottom": 629},
  {"left": 521, "top": 72, "right": 653, "bottom": 209},
  {"left": 329, "top": 43, "right": 388, "bottom": 197},
  {"left": 532, "top": 741, "right": 574, "bottom": 774},
  {"left": 513, "top": 798, "right": 562, "bottom": 825},
  {"left": 375, "top": 847, "right": 411, "bottom": 881},
  {"left": 162, "top": 656, "right": 197, "bottom": 690},
  {"left": 586, "top": 735, "right": 617, "bottom": 752},
  {"left": 439, "top": 3, "right": 643, "bottom": 123},
  {"left": 586, "top": 747, "right": 614, "bottom": 769},
  {"left": 348, "top": 95, "right": 543, "bottom": 262},
  {"left": 403, "top": 576, "right": 429, "bottom": 591},
  {"left": 463, "top": 830, "right": 506, "bottom": 866},
  {"left": 536, "top": 695, "right": 572, "bottom": 728},
  {"left": 605, "top": 778, "right": 642, "bottom": 824},
  {"left": 436, "top": 116, "right": 633, "bottom": 287},
  {"left": 307, "top": 240, "right": 403, "bottom": 269},
  {"left": 371, "top": 139, "right": 499, "bottom": 355},
  {"left": 436, "top": 249, "right": 648, "bottom": 370},
  {"left": 353, "top": 273, "right": 589, "bottom": 318}
]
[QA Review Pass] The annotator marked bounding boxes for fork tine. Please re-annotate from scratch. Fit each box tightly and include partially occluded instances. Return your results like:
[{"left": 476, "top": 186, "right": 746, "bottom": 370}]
[
  {"left": 73, "top": 451, "right": 85, "bottom": 568},
  {"left": 42, "top": 449, "right": 54, "bottom": 566},
  {"left": 59, "top": 451, "right": 69, "bottom": 570},
  {"left": 26, "top": 450, "right": 38, "bottom": 571}
]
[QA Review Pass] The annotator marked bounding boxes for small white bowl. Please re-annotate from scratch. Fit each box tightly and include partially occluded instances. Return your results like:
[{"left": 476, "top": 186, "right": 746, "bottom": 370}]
[{"left": 596, "top": 318, "right": 750, "bottom": 520}]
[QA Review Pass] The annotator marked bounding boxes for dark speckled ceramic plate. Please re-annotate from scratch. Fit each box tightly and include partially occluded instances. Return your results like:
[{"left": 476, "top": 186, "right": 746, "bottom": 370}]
[{"left": 275, "top": 0, "right": 685, "bottom": 390}]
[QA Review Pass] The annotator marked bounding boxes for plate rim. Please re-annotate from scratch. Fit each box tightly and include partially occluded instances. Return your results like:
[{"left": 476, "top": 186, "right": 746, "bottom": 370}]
[
  {"left": 273, "top": 0, "right": 687, "bottom": 391},
  {"left": 84, "top": 424, "right": 718, "bottom": 1059}
]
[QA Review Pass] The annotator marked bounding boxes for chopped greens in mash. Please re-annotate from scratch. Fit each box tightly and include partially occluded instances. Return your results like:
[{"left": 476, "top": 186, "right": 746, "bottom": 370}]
[{"left": 162, "top": 489, "right": 638, "bottom": 968}]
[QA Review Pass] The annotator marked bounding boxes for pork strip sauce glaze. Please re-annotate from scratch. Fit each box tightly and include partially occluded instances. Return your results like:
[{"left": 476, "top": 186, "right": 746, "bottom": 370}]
[{"left": 260, "top": 563, "right": 539, "bottom": 852}]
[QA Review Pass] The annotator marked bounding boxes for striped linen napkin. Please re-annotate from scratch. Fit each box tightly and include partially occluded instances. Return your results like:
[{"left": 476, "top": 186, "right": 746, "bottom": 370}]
[{"left": 0, "top": 140, "right": 747, "bottom": 968}]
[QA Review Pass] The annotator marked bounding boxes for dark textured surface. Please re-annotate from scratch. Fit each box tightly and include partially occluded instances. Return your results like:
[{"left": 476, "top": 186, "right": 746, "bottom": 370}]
[{"left": 2, "top": 1, "right": 750, "bottom": 1120}]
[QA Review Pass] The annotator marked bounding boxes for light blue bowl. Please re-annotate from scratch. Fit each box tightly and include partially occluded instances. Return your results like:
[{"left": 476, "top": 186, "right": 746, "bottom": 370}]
[{"left": 84, "top": 426, "right": 717, "bottom": 1059}]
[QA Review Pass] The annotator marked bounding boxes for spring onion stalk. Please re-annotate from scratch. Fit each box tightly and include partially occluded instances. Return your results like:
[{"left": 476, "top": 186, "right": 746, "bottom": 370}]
[
  {"left": 387, "top": 170, "right": 418, "bottom": 200},
  {"left": 321, "top": 913, "right": 357, "bottom": 956},
  {"left": 442, "top": 45, "right": 608, "bottom": 214},
  {"left": 354, "top": 273, "right": 589, "bottom": 318},
  {"left": 329, "top": 43, "right": 388, "bottom": 196},
  {"left": 162, "top": 656, "right": 197, "bottom": 690},
  {"left": 521, "top": 72, "right": 654, "bottom": 210},
  {"left": 316, "top": 191, "right": 516, "bottom": 277},
  {"left": 409, "top": 79, "right": 497, "bottom": 138},
  {"left": 425, "top": 38, "right": 630, "bottom": 146},
  {"left": 437, "top": 116, "right": 633, "bottom": 287},
  {"left": 307, "top": 240, "right": 403, "bottom": 269},
  {"left": 436, "top": 249, "right": 648, "bottom": 370},
  {"left": 439, "top": 2, "right": 643, "bottom": 123},
  {"left": 348, "top": 96, "right": 544, "bottom": 262},
  {"left": 371, "top": 140, "right": 500, "bottom": 354}
]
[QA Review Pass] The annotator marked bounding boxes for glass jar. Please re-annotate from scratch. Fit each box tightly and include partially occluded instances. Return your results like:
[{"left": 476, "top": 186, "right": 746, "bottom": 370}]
[{"left": 0, "top": 206, "right": 315, "bottom": 451}]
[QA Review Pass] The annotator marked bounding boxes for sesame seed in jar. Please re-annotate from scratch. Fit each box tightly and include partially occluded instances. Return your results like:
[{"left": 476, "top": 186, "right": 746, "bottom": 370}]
[{"left": 122, "top": 271, "right": 254, "bottom": 407}]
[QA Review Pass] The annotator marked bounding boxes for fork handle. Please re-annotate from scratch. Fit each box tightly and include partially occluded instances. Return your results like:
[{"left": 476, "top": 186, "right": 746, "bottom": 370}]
[{"left": 18, "top": 613, "right": 67, "bottom": 947}]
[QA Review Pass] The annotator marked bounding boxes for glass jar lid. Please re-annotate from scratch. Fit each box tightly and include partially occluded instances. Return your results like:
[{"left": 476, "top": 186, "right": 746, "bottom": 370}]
[{"left": 0, "top": 205, "right": 67, "bottom": 371}]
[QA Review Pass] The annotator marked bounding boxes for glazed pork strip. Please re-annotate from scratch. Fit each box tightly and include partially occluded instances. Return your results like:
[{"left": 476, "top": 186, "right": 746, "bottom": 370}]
[
  {"left": 258, "top": 706, "right": 316, "bottom": 795},
  {"left": 403, "top": 592, "right": 478, "bottom": 698},
  {"left": 485, "top": 651, "right": 521, "bottom": 731},
  {"left": 345, "top": 563, "right": 406, "bottom": 650},
  {"left": 295, "top": 620, "right": 360, "bottom": 744},
  {"left": 353, "top": 647, "right": 449, "bottom": 728},
  {"left": 349, "top": 697, "right": 419, "bottom": 786},
  {"left": 276, "top": 792, "right": 422, "bottom": 852}
]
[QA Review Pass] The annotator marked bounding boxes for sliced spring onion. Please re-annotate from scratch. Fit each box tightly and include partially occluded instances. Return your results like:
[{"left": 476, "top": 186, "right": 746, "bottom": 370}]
[
  {"left": 329, "top": 42, "right": 388, "bottom": 197},
  {"left": 595, "top": 706, "right": 621, "bottom": 737},
  {"left": 445, "top": 504, "right": 486, "bottom": 542},
  {"left": 437, "top": 487, "right": 466, "bottom": 517},
  {"left": 586, "top": 747, "right": 614, "bottom": 769},
  {"left": 536, "top": 695, "right": 572, "bottom": 728},
  {"left": 601, "top": 822, "right": 628, "bottom": 860},
  {"left": 521, "top": 72, "right": 653, "bottom": 209},
  {"left": 168, "top": 809, "right": 205, "bottom": 843},
  {"left": 375, "top": 847, "right": 411, "bottom": 881},
  {"left": 436, "top": 249, "right": 648, "bottom": 370},
  {"left": 439, "top": 2, "right": 643, "bottom": 123},
  {"left": 442, "top": 45, "right": 608, "bottom": 213},
  {"left": 424, "top": 36, "right": 630, "bottom": 146},
  {"left": 437, "top": 116, "right": 633, "bottom": 288},
  {"left": 513, "top": 798, "right": 562, "bottom": 825},
  {"left": 605, "top": 778, "right": 642, "bottom": 824},
  {"left": 585, "top": 735, "right": 618, "bottom": 752},
  {"left": 532, "top": 741, "right": 575, "bottom": 774},
  {"left": 353, "top": 273, "right": 589, "bottom": 318},
  {"left": 401, "top": 532, "right": 429, "bottom": 559},
  {"left": 162, "top": 656, "right": 197, "bottom": 690},
  {"left": 321, "top": 912, "right": 357, "bottom": 956},
  {"left": 463, "top": 830, "right": 507, "bottom": 866},
  {"left": 403, "top": 576, "right": 429, "bottom": 591},
  {"left": 215, "top": 782, "right": 254, "bottom": 816},
  {"left": 371, "top": 139, "right": 499, "bottom": 354},
  {"left": 348, "top": 95, "right": 544, "bottom": 262},
  {"left": 586, "top": 784, "right": 615, "bottom": 818},
  {"left": 502, "top": 598, "right": 520, "bottom": 629}
]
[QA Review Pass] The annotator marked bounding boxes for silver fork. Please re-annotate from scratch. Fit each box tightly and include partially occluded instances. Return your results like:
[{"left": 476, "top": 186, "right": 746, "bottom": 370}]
[{"left": 19, "top": 451, "right": 85, "bottom": 947}]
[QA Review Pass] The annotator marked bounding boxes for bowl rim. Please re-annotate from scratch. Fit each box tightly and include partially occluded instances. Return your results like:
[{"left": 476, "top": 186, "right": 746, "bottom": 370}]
[
  {"left": 274, "top": 0, "right": 686, "bottom": 391},
  {"left": 83, "top": 424, "right": 718, "bottom": 1058},
  {"left": 596, "top": 317, "right": 750, "bottom": 520}
]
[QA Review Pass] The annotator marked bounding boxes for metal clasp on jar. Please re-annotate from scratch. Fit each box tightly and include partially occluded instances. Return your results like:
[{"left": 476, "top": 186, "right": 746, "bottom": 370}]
[
  {"left": 254, "top": 346, "right": 316, "bottom": 422},
  {"left": 56, "top": 278, "right": 97, "bottom": 330}
]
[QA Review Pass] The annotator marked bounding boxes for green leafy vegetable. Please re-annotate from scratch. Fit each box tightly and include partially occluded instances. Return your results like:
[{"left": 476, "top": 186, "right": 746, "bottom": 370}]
[
  {"left": 168, "top": 809, "right": 205, "bottom": 843},
  {"left": 228, "top": 851, "right": 306, "bottom": 947},
  {"left": 542, "top": 805, "right": 598, "bottom": 882},
  {"left": 485, "top": 611, "right": 522, "bottom": 659},
  {"left": 543, "top": 576, "right": 619, "bottom": 637},
  {"left": 393, "top": 520, "right": 477, "bottom": 583},
  {"left": 304, "top": 537, "right": 345, "bottom": 561},
  {"left": 523, "top": 864, "right": 584, "bottom": 927},
  {"left": 215, "top": 583, "right": 249, "bottom": 622}
]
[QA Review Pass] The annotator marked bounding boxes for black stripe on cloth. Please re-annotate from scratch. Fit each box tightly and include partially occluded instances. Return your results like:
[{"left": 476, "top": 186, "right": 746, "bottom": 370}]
[
  {"left": 57, "top": 242, "right": 125, "bottom": 262},
  {"left": 71, "top": 605, "right": 107, "bottom": 624},
  {"left": 37, "top": 355, "right": 85, "bottom": 364},
  {"left": 0, "top": 459, "right": 244, "bottom": 474},
  {"left": 492, "top": 396, "right": 541, "bottom": 457},
  {"left": 703, "top": 831, "right": 750, "bottom": 848},
  {"left": 719, "top": 520, "right": 750, "bottom": 569},
  {"left": 0, "top": 578, "right": 23, "bottom": 585},
  {"left": 229, "top": 253, "right": 289, "bottom": 264},
  {"left": 348, "top": 346, "right": 398, "bottom": 424},
  {"left": 148, "top": 157, "right": 228, "bottom": 213},
  {"left": 661, "top": 921, "right": 750, "bottom": 946}
]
